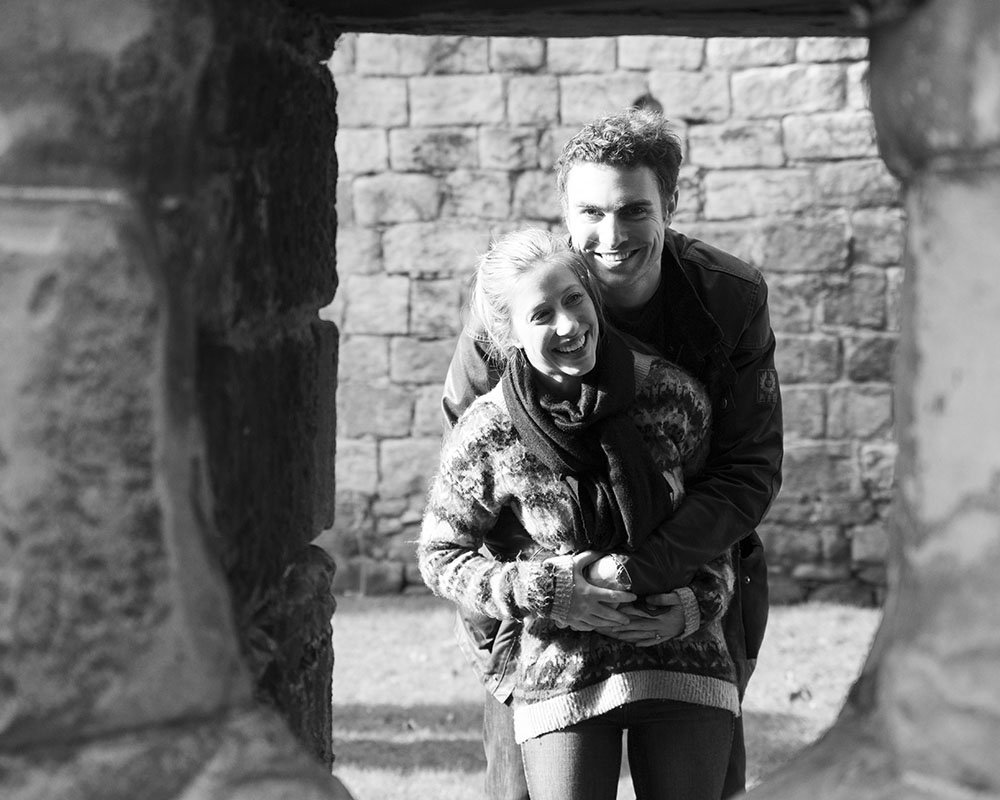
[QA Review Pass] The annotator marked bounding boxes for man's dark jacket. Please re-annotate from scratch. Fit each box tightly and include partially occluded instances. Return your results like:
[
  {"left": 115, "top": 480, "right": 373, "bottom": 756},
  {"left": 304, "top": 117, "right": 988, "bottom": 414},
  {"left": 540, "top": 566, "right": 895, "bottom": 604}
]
[{"left": 441, "top": 228, "right": 784, "bottom": 699}]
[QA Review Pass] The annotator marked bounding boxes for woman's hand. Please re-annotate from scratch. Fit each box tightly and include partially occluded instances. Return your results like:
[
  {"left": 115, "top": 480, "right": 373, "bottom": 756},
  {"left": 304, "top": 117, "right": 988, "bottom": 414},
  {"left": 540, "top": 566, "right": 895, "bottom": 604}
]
[
  {"left": 560, "top": 551, "right": 636, "bottom": 631},
  {"left": 597, "top": 592, "right": 685, "bottom": 646}
]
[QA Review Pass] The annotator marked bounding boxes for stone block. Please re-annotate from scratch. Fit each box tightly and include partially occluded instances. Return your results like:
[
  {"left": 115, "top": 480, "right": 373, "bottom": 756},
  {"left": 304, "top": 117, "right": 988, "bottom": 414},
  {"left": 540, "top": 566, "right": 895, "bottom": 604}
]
[
  {"left": 704, "top": 169, "right": 816, "bottom": 220},
  {"left": 336, "top": 128, "right": 388, "bottom": 174},
  {"left": 758, "top": 523, "right": 823, "bottom": 565},
  {"left": 411, "top": 278, "right": 463, "bottom": 337},
  {"left": 389, "top": 127, "right": 478, "bottom": 171},
  {"left": 389, "top": 337, "right": 457, "bottom": 384},
  {"left": 814, "top": 159, "right": 900, "bottom": 208},
  {"left": 886, "top": 267, "right": 904, "bottom": 333},
  {"left": 361, "top": 559, "right": 406, "bottom": 595},
  {"left": 331, "top": 556, "right": 363, "bottom": 593},
  {"left": 705, "top": 37, "right": 795, "bottom": 67},
  {"left": 560, "top": 74, "right": 650, "bottom": 125},
  {"left": 413, "top": 384, "right": 448, "bottom": 435},
  {"left": 782, "top": 384, "right": 827, "bottom": 439},
  {"left": 851, "top": 523, "right": 890, "bottom": 563},
  {"left": 410, "top": 75, "right": 505, "bottom": 126},
  {"left": 547, "top": 37, "right": 617, "bottom": 73},
  {"left": 828, "top": 383, "right": 894, "bottom": 440},
  {"left": 847, "top": 61, "right": 870, "bottom": 110},
  {"left": 336, "top": 382, "right": 414, "bottom": 437},
  {"left": 479, "top": 127, "right": 540, "bottom": 170},
  {"left": 512, "top": 170, "right": 562, "bottom": 221},
  {"left": 508, "top": 75, "right": 560, "bottom": 126},
  {"left": 822, "top": 268, "right": 888, "bottom": 329},
  {"left": 490, "top": 37, "right": 545, "bottom": 71},
  {"left": 766, "top": 274, "right": 826, "bottom": 333},
  {"left": 820, "top": 526, "right": 852, "bottom": 562},
  {"left": 796, "top": 37, "right": 868, "bottom": 63},
  {"left": 791, "top": 563, "right": 852, "bottom": 582},
  {"left": 334, "top": 76, "right": 408, "bottom": 127},
  {"left": 382, "top": 220, "right": 493, "bottom": 277},
  {"left": 379, "top": 437, "right": 443, "bottom": 499},
  {"left": 756, "top": 213, "right": 850, "bottom": 273},
  {"left": 328, "top": 32, "right": 356, "bottom": 74},
  {"left": 775, "top": 334, "right": 841, "bottom": 383},
  {"left": 337, "top": 180, "right": 354, "bottom": 226},
  {"left": 687, "top": 121, "right": 785, "bottom": 169},
  {"left": 443, "top": 169, "right": 512, "bottom": 219},
  {"left": 851, "top": 208, "right": 906, "bottom": 266},
  {"left": 342, "top": 274, "right": 410, "bottom": 335},
  {"left": 334, "top": 226, "right": 382, "bottom": 277},
  {"left": 648, "top": 70, "right": 731, "bottom": 122},
  {"left": 860, "top": 442, "right": 897, "bottom": 496},
  {"left": 618, "top": 36, "right": 705, "bottom": 70},
  {"left": 330, "top": 490, "right": 375, "bottom": 544},
  {"left": 784, "top": 111, "right": 879, "bottom": 161},
  {"left": 732, "top": 65, "right": 845, "bottom": 118},
  {"left": 780, "top": 439, "right": 862, "bottom": 500},
  {"left": 353, "top": 173, "right": 441, "bottom": 226},
  {"left": 356, "top": 34, "right": 487, "bottom": 75},
  {"left": 405, "top": 562, "right": 432, "bottom": 591},
  {"left": 766, "top": 571, "right": 809, "bottom": 604},
  {"left": 337, "top": 335, "right": 390, "bottom": 385},
  {"left": 844, "top": 334, "right": 898, "bottom": 382}
]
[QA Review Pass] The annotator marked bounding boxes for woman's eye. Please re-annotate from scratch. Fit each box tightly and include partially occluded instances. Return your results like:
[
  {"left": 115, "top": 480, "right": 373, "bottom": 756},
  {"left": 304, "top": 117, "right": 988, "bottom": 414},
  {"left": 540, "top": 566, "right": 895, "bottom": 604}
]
[
  {"left": 566, "top": 293, "right": 583, "bottom": 306},
  {"left": 531, "top": 310, "right": 552, "bottom": 323}
]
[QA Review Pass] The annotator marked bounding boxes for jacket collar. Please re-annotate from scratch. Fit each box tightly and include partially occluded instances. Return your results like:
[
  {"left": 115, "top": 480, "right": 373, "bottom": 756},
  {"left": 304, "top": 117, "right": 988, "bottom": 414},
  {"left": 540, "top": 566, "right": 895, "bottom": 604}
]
[{"left": 660, "top": 229, "right": 724, "bottom": 359}]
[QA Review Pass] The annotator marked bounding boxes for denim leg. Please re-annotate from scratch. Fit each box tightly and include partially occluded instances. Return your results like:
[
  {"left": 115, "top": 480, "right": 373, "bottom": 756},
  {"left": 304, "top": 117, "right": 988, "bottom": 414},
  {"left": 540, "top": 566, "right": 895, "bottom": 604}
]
[
  {"left": 520, "top": 714, "right": 623, "bottom": 800},
  {"left": 626, "top": 700, "right": 734, "bottom": 800},
  {"left": 721, "top": 714, "right": 746, "bottom": 798},
  {"left": 483, "top": 692, "right": 530, "bottom": 800}
]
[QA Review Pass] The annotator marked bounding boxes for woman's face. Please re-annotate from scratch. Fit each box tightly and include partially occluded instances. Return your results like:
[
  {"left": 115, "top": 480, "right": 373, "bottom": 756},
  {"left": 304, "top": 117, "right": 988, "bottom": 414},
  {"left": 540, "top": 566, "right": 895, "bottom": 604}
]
[{"left": 509, "top": 258, "right": 600, "bottom": 399}]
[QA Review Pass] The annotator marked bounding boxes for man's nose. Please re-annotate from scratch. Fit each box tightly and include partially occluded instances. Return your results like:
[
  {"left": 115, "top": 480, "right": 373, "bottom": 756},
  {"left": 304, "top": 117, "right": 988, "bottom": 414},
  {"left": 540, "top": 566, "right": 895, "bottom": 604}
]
[{"left": 597, "top": 214, "right": 623, "bottom": 247}]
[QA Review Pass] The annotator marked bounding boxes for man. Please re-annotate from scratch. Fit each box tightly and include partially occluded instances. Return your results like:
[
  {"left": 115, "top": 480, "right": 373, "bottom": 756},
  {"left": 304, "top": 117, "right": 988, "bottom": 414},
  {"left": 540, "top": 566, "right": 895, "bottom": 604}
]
[{"left": 442, "top": 108, "right": 783, "bottom": 799}]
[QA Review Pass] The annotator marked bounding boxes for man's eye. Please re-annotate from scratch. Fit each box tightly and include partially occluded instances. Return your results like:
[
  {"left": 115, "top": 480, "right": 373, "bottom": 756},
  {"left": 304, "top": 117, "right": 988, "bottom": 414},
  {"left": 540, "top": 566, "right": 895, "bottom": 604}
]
[
  {"left": 623, "top": 206, "right": 648, "bottom": 218},
  {"left": 579, "top": 209, "right": 602, "bottom": 220}
]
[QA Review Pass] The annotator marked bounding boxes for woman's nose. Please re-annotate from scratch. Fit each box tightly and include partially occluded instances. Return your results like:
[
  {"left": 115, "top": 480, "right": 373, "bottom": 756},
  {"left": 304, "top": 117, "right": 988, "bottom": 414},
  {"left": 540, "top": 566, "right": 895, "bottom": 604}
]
[{"left": 555, "top": 311, "right": 580, "bottom": 335}]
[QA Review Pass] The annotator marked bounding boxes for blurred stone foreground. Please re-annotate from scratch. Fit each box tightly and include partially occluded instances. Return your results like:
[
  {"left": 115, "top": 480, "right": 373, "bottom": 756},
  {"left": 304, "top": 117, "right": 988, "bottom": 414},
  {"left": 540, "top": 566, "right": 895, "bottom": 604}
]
[{"left": 2, "top": 1, "right": 1000, "bottom": 799}]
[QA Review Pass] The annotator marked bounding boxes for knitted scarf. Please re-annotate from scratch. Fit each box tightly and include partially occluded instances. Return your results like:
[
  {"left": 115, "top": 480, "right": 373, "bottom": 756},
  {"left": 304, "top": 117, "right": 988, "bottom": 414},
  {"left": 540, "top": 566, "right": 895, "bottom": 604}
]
[{"left": 501, "top": 329, "right": 673, "bottom": 552}]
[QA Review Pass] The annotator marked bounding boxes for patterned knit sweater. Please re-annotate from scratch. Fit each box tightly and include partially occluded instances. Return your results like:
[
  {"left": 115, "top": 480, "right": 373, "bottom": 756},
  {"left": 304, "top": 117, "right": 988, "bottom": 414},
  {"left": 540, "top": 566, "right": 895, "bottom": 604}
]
[{"left": 419, "top": 353, "right": 738, "bottom": 743}]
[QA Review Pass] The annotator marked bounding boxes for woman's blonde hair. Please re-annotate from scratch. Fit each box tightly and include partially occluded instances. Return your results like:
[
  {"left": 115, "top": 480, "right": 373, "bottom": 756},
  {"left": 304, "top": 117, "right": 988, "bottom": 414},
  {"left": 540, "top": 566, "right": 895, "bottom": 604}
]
[{"left": 469, "top": 228, "right": 605, "bottom": 366}]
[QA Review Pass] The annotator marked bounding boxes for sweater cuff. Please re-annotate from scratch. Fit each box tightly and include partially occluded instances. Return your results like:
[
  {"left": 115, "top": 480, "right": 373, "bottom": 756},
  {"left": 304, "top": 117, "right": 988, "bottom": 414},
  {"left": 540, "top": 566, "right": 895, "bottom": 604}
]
[
  {"left": 545, "top": 555, "right": 575, "bottom": 624},
  {"left": 674, "top": 586, "right": 701, "bottom": 638}
]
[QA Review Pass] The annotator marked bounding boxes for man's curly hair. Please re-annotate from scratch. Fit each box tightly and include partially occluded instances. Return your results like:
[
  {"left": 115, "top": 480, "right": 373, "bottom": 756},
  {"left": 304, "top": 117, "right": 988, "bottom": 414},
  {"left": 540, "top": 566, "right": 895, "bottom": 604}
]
[{"left": 556, "top": 107, "right": 683, "bottom": 210}]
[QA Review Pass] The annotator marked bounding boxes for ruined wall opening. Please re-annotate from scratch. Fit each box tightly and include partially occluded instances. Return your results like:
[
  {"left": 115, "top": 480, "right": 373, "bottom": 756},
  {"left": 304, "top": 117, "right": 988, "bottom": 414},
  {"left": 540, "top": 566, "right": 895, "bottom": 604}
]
[{"left": 322, "top": 30, "right": 900, "bottom": 795}]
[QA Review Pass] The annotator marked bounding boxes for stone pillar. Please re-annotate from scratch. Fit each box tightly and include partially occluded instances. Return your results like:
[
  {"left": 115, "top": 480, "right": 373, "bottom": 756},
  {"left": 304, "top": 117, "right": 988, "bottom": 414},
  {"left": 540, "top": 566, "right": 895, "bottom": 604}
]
[
  {"left": 750, "top": 1, "right": 1000, "bottom": 796},
  {"left": 0, "top": 0, "right": 351, "bottom": 796}
]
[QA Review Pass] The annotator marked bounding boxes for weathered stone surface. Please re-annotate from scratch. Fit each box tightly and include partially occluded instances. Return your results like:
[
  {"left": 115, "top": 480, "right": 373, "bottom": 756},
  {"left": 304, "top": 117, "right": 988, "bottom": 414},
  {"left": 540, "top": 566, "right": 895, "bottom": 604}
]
[
  {"left": 353, "top": 173, "right": 441, "bottom": 225},
  {"left": 781, "top": 384, "right": 827, "bottom": 439},
  {"left": 860, "top": 442, "right": 897, "bottom": 497},
  {"left": 378, "top": 438, "right": 443, "bottom": 499},
  {"left": 766, "top": 274, "right": 826, "bottom": 333},
  {"left": 796, "top": 36, "right": 868, "bottom": 63},
  {"left": 547, "top": 37, "right": 616, "bottom": 73},
  {"left": 410, "top": 75, "right": 506, "bottom": 125},
  {"left": 814, "top": 159, "right": 900, "bottom": 208},
  {"left": 382, "top": 220, "right": 493, "bottom": 277},
  {"left": 560, "top": 74, "right": 650, "bottom": 125},
  {"left": 489, "top": 36, "right": 545, "bottom": 71},
  {"left": 827, "top": 383, "right": 894, "bottom": 439},
  {"left": 389, "top": 337, "right": 456, "bottom": 383},
  {"left": 705, "top": 37, "right": 795, "bottom": 67},
  {"left": 822, "top": 269, "right": 888, "bottom": 329},
  {"left": 508, "top": 75, "right": 561, "bottom": 125},
  {"left": 334, "top": 76, "right": 408, "bottom": 127},
  {"left": 342, "top": 274, "right": 410, "bottom": 334},
  {"left": 479, "top": 127, "right": 540, "bottom": 170},
  {"left": 756, "top": 213, "right": 850, "bottom": 273},
  {"left": 413, "top": 384, "right": 448, "bottom": 434},
  {"left": 337, "top": 334, "right": 390, "bottom": 385},
  {"left": 732, "top": 64, "right": 845, "bottom": 118},
  {"left": 389, "top": 127, "right": 478, "bottom": 171},
  {"left": 335, "top": 226, "right": 382, "bottom": 277},
  {"left": 334, "top": 439, "right": 379, "bottom": 495},
  {"left": 844, "top": 334, "right": 897, "bottom": 382},
  {"left": 443, "top": 169, "right": 512, "bottom": 218},
  {"left": 851, "top": 523, "right": 889, "bottom": 563},
  {"left": 703, "top": 168, "right": 816, "bottom": 219},
  {"left": 512, "top": 170, "right": 561, "bottom": 220},
  {"left": 687, "top": 121, "right": 785, "bottom": 168},
  {"left": 356, "top": 34, "right": 487, "bottom": 75},
  {"left": 618, "top": 36, "right": 705, "bottom": 70},
  {"left": 851, "top": 207, "right": 905, "bottom": 265},
  {"left": 784, "top": 111, "right": 879, "bottom": 160},
  {"left": 336, "top": 381, "right": 414, "bottom": 437},
  {"left": 846, "top": 60, "right": 870, "bottom": 110},
  {"left": 336, "top": 128, "right": 389, "bottom": 174},
  {"left": 410, "top": 278, "right": 464, "bottom": 336},
  {"left": 648, "top": 70, "right": 731, "bottom": 122}
]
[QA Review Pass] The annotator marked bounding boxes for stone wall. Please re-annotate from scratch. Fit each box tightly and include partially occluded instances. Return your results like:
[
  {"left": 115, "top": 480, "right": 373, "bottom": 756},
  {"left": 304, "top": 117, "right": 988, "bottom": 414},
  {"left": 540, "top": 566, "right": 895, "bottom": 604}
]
[{"left": 323, "top": 32, "right": 903, "bottom": 605}]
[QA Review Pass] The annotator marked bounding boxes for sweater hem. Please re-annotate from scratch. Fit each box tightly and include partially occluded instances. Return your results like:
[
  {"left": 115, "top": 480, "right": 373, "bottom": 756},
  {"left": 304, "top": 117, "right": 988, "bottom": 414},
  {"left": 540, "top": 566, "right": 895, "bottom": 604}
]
[{"left": 513, "top": 670, "right": 740, "bottom": 743}]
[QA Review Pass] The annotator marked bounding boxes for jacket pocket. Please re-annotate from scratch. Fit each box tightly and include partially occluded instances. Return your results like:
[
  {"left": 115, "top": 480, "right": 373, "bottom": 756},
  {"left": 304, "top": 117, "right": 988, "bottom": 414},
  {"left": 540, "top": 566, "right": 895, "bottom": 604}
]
[{"left": 739, "top": 531, "right": 769, "bottom": 660}]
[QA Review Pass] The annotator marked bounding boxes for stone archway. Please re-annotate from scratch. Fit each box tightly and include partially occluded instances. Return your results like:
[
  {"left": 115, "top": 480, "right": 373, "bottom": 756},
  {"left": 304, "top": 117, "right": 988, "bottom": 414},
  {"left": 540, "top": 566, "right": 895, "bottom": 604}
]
[{"left": 1, "top": 0, "right": 997, "bottom": 798}]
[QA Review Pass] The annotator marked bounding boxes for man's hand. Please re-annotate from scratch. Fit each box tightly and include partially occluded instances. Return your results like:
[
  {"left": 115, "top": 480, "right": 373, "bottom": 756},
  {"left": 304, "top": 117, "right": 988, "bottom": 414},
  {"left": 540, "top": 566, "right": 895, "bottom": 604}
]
[
  {"left": 559, "top": 551, "right": 636, "bottom": 631},
  {"left": 598, "top": 592, "right": 684, "bottom": 646}
]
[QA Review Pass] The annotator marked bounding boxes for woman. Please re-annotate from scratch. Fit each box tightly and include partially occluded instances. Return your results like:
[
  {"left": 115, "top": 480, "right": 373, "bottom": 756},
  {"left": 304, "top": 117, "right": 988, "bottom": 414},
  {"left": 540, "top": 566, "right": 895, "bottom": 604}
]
[{"left": 418, "top": 229, "right": 737, "bottom": 800}]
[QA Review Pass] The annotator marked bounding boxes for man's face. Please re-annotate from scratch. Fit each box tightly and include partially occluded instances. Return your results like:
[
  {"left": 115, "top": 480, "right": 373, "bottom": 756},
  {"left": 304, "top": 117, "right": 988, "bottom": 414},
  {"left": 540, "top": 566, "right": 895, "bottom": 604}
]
[{"left": 564, "top": 162, "right": 676, "bottom": 310}]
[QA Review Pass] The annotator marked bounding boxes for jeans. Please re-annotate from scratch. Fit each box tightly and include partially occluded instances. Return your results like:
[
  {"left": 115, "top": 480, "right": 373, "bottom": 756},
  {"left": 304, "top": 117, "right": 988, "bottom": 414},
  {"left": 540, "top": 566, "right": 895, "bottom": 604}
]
[
  {"left": 520, "top": 699, "right": 733, "bottom": 800},
  {"left": 483, "top": 692, "right": 746, "bottom": 800}
]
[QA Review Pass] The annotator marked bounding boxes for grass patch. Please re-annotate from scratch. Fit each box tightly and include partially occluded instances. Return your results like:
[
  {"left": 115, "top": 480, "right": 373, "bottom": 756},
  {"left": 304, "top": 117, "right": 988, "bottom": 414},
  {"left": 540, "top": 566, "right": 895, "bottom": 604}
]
[{"left": 331, "top": 594, "right": 880, "bottom": 799}]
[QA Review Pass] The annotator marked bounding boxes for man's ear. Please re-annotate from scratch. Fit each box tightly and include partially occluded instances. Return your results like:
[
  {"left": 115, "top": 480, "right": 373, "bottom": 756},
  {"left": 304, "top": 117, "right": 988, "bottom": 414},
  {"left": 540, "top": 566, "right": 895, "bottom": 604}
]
[{"left": 665, "top": 188, "right": 679, "bottom": 221}]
